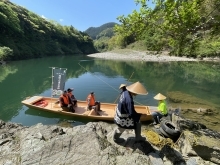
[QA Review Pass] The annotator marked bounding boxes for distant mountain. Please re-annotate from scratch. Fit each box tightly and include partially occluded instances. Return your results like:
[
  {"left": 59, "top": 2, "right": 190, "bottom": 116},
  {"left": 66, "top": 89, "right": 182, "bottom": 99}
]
[{"left": 85, "top": 22, "right": 118, "bottom": 40}]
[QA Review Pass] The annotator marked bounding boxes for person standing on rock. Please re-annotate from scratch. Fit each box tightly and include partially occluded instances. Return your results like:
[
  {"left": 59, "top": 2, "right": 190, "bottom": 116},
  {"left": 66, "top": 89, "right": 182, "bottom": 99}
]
[
  {"left": 113, "top": 81, "right": 148, "bottom": 143},
  {"left": 151, "top": 93, "right": 168, "bottom": 125}
]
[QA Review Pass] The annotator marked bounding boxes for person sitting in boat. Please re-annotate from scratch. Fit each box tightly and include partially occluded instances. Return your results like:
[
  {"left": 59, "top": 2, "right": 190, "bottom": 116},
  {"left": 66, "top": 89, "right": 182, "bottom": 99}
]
[
  {"left": 59, "top": 90, "right": 75, "bottom": 113},
  {"left": 113, "top": 81, "right": 147, "bottom": 143},
  {"left": 86, "top": 91, "right": 101, "bottom": 115},
  {"left": 151, "top": 93, "right": 168, "bottom": 125},
  {"left": 67, "top": 88, "right": 77, "bottom": 107}
]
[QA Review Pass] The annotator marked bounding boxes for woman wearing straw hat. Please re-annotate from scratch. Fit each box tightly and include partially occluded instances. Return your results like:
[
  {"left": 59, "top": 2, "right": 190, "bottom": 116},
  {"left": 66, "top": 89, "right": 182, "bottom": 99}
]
[
  {"left": 113, "top": 81, "right": 147, "bottom": 143},
  {"left": 152, "top": 93, "right": 168, "bottom": 125}
]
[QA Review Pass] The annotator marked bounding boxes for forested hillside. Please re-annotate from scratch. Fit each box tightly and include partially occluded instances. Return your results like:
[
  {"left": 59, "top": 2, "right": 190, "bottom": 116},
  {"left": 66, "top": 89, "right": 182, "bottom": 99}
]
[
  {"left": 112, "top": 0, "right": 220, "bottom": 57},
  {"left": 85, "top": 22, "right": 117, "bottom": 40},
  {"left": 1, "top": 0, "right": 220, "bottom": 61},
  {"left": 85, "top": 22, "right": 117, "bottom": 52},
  {"left": 0, "top": 0, "right": 97, "bottom": 61}
]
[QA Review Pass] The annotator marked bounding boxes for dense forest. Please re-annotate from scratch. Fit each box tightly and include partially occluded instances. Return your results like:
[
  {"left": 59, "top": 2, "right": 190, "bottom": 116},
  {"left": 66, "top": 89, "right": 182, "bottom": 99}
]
[
  {"left": 85, "top": 22, "right": 117, "bottom": 52},
  {"left": 84, "top": 0, "right": 220, "bottom": 57},
  {"left": 85, "top": 22, "right": 117, "bottom": 40},
  {"left": 1, "top": 0, "right": 220, "bottom": 62},
  {"left": 112, "top": 0, "right": 220, "bottom": 57},
  {"left": 0, "top": 0, "right": 97, "bottom": 61}
]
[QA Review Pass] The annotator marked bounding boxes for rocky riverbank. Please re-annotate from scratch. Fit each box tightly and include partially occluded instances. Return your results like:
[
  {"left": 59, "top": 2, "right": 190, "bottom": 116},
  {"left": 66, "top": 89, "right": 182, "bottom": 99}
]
[
  {"left": 0, "top": 115, "right": 220, "bottom": 165},
  {"left": 87, "top": 49, "right": 220, "bottom": 62}
]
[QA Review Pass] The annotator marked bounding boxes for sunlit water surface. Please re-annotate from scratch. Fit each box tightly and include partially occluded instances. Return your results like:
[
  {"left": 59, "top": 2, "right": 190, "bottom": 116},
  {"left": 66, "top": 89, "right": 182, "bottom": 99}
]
[{"left": 0, "top": 55, "right": 219, "bottom": 131}]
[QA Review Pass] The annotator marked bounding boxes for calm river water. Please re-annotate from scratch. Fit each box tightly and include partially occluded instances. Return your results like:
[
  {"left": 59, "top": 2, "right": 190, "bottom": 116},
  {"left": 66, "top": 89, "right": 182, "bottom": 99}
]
[{"left": 0, "top": 55, "right": 220, "bottom": 131}]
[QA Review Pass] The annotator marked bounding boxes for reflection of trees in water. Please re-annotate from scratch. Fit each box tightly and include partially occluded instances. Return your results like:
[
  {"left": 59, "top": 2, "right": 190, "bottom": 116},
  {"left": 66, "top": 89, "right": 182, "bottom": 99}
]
[
  {"left": 92, "top": 60, "right": 220, "bottom": 84},
  {"left": 170, "top": 62, "right": 220, "bottom": 83},
  {"left": 89, "top": 60, "right": 220, "bottom": 105},
  {"left": 0, "top": 65, "right": 17, "bottom": 83}
]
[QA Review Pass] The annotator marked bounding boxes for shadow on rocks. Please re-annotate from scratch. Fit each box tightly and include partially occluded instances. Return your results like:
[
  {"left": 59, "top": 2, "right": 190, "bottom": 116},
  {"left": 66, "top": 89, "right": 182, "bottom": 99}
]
[
  {"left": 115, "top": 137, "right": 154, "bottom": 155},
  {"left": 160, "top": 145, "right": 186, "bottom": 165}
]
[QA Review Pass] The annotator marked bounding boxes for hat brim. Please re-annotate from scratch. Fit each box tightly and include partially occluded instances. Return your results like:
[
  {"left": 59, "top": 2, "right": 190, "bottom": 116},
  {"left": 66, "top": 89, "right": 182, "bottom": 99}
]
[
  {"left": 126, "top": 81, "right": 148, "bottom": 95},
  {"left": 154, "top": 93, "right": 166, "bottom": 100},
  {"left": 119, "top": 84, "right": 126, "bottom": 89}
]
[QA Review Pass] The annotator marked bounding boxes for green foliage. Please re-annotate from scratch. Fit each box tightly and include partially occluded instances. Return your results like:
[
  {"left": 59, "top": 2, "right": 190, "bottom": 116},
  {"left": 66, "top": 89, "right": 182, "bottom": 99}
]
[
  {"left": 0, "top": 0, "right": 97, "bottom": 60},
  {"left": 0, "top": 1, "right": 21, "bottom": 33},
  {"left": 0, "top": 46, "right": 13, "bottom": 60},
  {"left": 197, "top": 36, "right": 220, "bottom": 57},
  {"left": 94, "top": 37, "right": 109, "bottom": 52},
  {"left": 86, "top": 23, "right": 119, "bottom": 52},
  {"left": 85, "top": 22, "right": 117, "bottom": 39},
  {"left": 0, "top": 65, "right": 17, "bottom": 82},
  {"left": 126, "top": 40, "right": 149, "bottom": 51},
  {"left": 96, "top": 28, "right": 114, "bottom": 40},
  {"left": 112, "top": 0, "right": 220, "bottom": 57}
]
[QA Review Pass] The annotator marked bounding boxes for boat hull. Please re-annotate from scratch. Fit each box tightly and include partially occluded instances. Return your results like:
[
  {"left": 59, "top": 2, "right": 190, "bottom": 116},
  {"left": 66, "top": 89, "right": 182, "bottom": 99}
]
[{"left": 21, "top": 96, "right": 153, "bottom": 121}]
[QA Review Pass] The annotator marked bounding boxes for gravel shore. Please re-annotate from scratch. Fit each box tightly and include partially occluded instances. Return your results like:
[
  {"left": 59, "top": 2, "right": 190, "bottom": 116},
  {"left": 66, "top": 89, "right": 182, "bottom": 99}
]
[{"left": 87, "top": 50, "right": 198, "bottom": 62}]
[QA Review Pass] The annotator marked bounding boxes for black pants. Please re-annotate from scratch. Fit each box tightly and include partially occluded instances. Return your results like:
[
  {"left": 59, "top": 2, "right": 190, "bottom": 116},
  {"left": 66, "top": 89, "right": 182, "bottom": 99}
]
[
  {"left": 61, "top": 105, "right": 75, "bottom": 113},
  {"left": 88, "top": 101, "right": 101, "bottom": 111},
  {"left": 95, "top": 101, "right": 100, "bottom": 111}
]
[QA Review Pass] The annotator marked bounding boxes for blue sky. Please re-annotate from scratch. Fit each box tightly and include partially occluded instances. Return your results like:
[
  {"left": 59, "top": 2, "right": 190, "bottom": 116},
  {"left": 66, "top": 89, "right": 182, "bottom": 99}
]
[{"left": 10, "top": 0, "right": 153, "bottom": 31}]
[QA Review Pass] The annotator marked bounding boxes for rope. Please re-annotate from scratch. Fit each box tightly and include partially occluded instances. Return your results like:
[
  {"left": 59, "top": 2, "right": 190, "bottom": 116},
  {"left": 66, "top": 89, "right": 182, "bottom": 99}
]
[{"left": 143, "top": 130, "right": 178, "bottom": 149}]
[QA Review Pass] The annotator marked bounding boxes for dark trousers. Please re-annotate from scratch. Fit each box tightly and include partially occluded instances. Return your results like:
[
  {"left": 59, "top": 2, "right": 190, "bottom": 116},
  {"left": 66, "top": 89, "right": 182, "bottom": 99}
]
[
  {"left": 151, "top": 112, "right": 164, "bottom": 123},
  {"left": 61, "top": 104, "right": 75, "bottom": 113},
  {"left": 88, "top": 101, "right": 101, "bottom": 111}
]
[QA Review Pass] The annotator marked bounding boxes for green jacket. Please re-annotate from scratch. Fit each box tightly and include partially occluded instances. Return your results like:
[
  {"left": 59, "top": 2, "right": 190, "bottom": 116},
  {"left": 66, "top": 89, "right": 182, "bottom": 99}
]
[{"left": 158, "top": 100, "right": 168, "bottom": 115}]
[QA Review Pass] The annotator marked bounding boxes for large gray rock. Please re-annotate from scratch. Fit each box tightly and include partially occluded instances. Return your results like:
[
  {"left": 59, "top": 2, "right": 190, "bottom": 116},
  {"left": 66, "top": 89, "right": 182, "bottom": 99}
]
[
  {"left": 172, "top": 114, "right": 220, "bottom": 165},
  {"left": 177, "top": 130, "right": 220, "bottom": 164},
  {"left": 0, "top": 120, "right": 156, "bottom": 165},
  {"left": 0, "top": 119, "right": 219, "bottom": 165}
]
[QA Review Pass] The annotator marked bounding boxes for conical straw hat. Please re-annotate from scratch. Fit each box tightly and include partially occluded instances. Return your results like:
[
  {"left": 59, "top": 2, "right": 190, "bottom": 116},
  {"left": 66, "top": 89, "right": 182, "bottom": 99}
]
[
  {"left": 154, "top": 93, "right": 166, "bottom": 100},
  {"left": 119, "top": 84, "right": 126, "bottom": 89},
  {"left": 126, "top": 81, "right": 148, "bottom": 95}
]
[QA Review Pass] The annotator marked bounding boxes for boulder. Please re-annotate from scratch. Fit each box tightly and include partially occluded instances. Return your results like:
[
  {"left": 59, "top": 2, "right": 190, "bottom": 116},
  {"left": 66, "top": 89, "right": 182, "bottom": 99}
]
[
  {"left": 171, "top": 114, "right": 220, "bottom": 164},
  {"left": 0, "top": 119, "right": 219, "bottom": 165}
]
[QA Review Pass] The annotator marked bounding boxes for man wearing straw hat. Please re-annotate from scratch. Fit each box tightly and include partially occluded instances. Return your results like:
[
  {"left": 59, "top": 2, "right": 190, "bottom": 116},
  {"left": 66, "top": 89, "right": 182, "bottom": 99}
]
[
  {"left": 113, "top": 81, "right": 147, "bottom": 143},
  {"left": 151, "top": 93, "right": 168, "bottom": 125}
]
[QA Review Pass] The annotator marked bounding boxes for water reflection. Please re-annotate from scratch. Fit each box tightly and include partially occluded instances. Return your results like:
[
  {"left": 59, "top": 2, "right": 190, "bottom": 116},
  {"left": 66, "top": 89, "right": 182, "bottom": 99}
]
[
  {"left": 0, "top": 56, "right": 219, "bottom": 131},
  {"left": 0, "top": 65, "right": 18, "bottom": 83}
]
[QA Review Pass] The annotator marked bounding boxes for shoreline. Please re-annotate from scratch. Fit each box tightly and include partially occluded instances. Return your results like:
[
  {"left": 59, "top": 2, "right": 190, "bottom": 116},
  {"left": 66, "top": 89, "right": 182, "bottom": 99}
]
[{"left": 87, "top": 49, "right": 220, "bottom": 62}]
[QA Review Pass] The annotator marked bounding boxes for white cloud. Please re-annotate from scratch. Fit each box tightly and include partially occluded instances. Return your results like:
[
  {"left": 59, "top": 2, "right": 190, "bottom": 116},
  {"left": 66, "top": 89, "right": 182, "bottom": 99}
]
[
  {"left": 59, "top": 19, "right": 64, "bottom": 22},
  {"left": 41, "top": 15, "right": 46, "bottom": 19}
]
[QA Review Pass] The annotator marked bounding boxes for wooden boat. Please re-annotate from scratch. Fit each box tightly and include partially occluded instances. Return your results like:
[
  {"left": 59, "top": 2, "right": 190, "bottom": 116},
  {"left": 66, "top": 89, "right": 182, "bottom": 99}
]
[{"left": 21, "top": 96, "right": 153, "bottom": 121}]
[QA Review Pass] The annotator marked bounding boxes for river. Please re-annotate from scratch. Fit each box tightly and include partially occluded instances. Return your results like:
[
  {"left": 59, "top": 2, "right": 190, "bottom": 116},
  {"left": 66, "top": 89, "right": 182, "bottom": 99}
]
[{"left": 0, "top": 55, "right": 219, "bottom": 131}]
